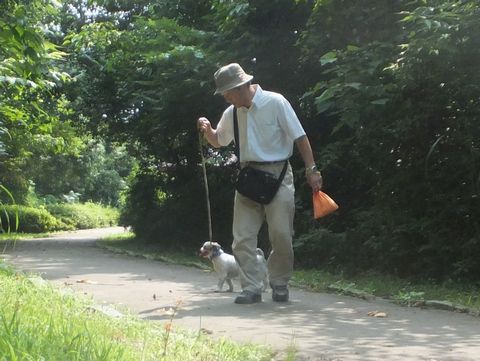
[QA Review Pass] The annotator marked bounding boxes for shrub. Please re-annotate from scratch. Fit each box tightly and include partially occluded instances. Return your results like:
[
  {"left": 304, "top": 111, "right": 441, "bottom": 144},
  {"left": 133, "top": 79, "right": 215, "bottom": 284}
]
[
  {"left": 46, "top": 202, "right": 119, "bottom": 229},
  {"left": 0, "top": 205, "right": 65, "bottom": 233}
]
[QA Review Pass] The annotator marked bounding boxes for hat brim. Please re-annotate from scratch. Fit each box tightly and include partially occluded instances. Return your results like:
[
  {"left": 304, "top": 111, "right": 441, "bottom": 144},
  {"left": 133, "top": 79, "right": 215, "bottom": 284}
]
[{"left": 214, "top": 75, "right": 253, "bottom": 95}]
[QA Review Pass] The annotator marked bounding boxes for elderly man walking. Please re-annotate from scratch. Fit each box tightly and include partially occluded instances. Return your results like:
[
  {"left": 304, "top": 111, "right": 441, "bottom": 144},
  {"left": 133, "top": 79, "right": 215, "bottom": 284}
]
[{"left": 198, "top": 63, "right": 322, "bottom": 304}]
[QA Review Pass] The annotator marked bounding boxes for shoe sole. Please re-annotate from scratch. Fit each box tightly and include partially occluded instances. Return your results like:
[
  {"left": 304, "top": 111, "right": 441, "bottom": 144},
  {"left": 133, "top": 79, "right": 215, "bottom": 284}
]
[
  {"left": 234, "top": 295, "right": 262, "bottom": 304},
  {"left": 272, "top": 290, "right": 289, "bottom": 302}
]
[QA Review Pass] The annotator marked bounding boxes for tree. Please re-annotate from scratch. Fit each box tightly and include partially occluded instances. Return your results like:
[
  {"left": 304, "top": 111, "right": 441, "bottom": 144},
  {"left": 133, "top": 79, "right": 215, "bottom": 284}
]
[
  {"left": 0, "top": 0, "right": 70, "bottom": 203},
  {"left": 297, "top": 0, "right": 480, "bottom": 279}
]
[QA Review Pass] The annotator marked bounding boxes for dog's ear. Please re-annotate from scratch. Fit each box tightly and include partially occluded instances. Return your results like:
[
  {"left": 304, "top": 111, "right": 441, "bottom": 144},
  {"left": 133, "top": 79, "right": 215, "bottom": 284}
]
[{"left": 211, "top": 241, "right": 221, "bottom": 248}]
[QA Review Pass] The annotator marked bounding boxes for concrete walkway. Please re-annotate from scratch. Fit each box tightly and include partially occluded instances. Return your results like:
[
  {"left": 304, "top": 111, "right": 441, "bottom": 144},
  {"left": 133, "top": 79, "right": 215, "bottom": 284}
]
[{"left": 2, "top": 228, "right": 479, "bottom": 360}]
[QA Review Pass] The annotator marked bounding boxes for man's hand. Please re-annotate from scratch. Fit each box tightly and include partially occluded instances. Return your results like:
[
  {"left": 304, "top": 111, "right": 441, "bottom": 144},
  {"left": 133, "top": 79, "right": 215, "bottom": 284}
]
[
  {"left": 197, "top": 117, "right": 220, "bottom": 147},
  {"left": 307, "top": 171, "right": 323, "bottom": 193}
]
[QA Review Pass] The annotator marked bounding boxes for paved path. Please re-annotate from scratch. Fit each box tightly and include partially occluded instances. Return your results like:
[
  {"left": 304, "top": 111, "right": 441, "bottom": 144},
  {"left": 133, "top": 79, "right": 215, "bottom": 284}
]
[{"left": 2, "top": 228, "right": 479, "bottom": 360}]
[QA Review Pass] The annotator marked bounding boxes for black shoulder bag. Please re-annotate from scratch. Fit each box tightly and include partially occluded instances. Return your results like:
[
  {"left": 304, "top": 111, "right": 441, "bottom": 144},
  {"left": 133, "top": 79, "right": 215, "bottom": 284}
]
[{"left": 233, "top": 107, "right": 288, "bottom": 204}]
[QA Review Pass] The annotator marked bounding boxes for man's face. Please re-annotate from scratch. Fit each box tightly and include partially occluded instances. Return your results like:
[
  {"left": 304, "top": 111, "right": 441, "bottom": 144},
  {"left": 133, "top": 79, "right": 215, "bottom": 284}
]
[{"left": 222, "top": 86, "right": 242, "bottom": 107}]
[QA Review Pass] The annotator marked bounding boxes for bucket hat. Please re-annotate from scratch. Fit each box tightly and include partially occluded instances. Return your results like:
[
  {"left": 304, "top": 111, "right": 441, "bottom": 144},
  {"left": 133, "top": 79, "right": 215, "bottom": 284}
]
[{"left": 214, "top": 63, "right": 253, "bottom": 95}]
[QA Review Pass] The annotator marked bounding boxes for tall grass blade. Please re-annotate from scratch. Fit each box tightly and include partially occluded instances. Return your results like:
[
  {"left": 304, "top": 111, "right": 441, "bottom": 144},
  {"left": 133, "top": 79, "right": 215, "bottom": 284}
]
[
  {"left": 425, "top": 135, "right": 444, "bottom": 182},
  {"left": 0, "top": 184, "right": 18, "bottom": 233}
]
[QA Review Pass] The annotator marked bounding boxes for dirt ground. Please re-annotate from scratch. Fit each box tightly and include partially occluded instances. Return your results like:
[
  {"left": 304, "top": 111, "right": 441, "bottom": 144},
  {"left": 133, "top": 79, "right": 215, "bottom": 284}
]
[{"left": 2, "top": 227, "right": 479, "bottom": 361}]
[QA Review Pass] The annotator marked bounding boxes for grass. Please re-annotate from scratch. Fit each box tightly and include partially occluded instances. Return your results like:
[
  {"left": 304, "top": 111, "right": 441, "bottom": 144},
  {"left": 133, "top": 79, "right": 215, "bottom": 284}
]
[
  {"left": 291, "top": 269, "right": 480, "bottom": 312},
  {"left": 0, "top": 232, "right": 50, "bottom": 242},
  {"left": 0, "top": 232, "right": 51, "bottom": 253},
  {"left": 97, "top": 232, "right": 211, "bottom": 270},
  {"left": 100, "top": 233, "right": 480, "bottom": 315},
  {"left": 0, "top": 261, "right": 274, "bottom": 361}
]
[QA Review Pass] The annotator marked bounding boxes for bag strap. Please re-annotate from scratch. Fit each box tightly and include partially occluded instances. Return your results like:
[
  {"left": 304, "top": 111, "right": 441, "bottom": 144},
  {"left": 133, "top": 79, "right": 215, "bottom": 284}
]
[
  {"left": 232, "top": 107, "right": 289, "bottom": 183},
  {"left": 233, "top": 107, "right": 240, "bottom": 161}
]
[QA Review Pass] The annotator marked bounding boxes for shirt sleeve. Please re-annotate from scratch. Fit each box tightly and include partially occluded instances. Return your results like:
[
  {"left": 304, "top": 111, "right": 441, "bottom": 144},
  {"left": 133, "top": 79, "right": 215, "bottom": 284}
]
[
  {"left": 277, "top": 96, "right": 306, "bottom": 141},
  {"left": 216, "top": 106, "right": 234, "bottom": 147}
]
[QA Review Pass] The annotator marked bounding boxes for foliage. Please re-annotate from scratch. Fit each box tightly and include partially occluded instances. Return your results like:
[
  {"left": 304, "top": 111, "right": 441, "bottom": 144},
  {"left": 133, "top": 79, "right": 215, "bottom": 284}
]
[
  {"left": 1, "top": 0, "right": 480, "bottom": 281},
  {"left": 0, "top": 202, "right": 118, "bottom": 233},
  {"left": 0, "top": 185, "right": 18, "bottom": 234},
  {"left": 296, "top": 0, "right": 480, "bottom": 280},
  {"left": 0, "top": 262, "right": 273, "bottom": 360},
  {"left": 0, "top": 0, "right": 72, "bottom": 203},
  {"left": 64, "top": 0, "right": 316, "bottom": 248},
  {"left": 0, "top": 1, "right": 133, "bottom": 207},
  {"left": 46, "top": 202, "right": 119, "bottom": 229},
  {"left": 1, "top": 205, "right": 63, "bottom": 233},
  {"left": 63, "top": 5, "right": 235, "bottom": 246},
  {"left": 30, "top": 138, "right": 135, "bottom": 207}
]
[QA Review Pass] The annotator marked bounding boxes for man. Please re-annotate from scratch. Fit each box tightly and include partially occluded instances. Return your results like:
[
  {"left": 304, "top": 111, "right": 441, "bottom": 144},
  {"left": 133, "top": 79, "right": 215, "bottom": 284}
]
[{"left": 198, "top": 63, "right": 322, "bottom": 304}]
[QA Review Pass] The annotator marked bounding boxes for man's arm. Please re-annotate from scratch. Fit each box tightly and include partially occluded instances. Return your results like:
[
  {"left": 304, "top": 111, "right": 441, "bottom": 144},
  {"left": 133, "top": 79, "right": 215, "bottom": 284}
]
[{"left": 295, "top": 135, "right": 323, "bottom": 192}]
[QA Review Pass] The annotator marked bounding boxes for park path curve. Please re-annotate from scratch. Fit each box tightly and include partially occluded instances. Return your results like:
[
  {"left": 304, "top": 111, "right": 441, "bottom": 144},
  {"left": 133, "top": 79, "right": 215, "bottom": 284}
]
[{"left": 1, "top": 228, "right": 479, "bottom": 361}]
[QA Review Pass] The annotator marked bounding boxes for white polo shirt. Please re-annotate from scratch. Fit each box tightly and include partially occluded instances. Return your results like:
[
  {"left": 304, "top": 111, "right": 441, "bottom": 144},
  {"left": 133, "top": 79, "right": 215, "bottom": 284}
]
[{"left": 216, "top": 85, "right": 306, "bottom": 162}]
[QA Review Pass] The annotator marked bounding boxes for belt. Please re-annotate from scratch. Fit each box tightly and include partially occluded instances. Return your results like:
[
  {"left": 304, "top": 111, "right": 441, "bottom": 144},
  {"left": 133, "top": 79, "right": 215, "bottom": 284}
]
[{"left": 245, "top": 159, "right": 288, "bottom": 165}]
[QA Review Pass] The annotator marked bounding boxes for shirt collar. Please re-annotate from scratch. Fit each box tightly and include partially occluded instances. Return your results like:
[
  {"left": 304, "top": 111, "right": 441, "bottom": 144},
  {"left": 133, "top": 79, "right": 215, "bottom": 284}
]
[{"left": 250, "top": 84, "right": 267, "bottom": 109}]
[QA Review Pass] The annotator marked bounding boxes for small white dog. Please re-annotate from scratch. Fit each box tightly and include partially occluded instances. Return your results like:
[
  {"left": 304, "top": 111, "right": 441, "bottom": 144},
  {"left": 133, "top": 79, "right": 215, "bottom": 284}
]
[{"left": 199, "top": 241, "right": 268, "bottom": 292}]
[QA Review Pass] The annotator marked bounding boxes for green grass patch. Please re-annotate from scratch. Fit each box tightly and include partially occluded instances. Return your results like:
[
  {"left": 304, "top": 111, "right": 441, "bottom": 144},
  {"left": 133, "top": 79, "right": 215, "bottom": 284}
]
[
  {"left": 292, "top": 269, "right": 480, "bottom": 312},
  {"left": 0, "top": 232, "right": 51, "bottom": 242},
  {"left": 0, "top": 232, "right": 51, "bottom": 253},
  {"left": 0, "top": 261, "right": 273, "bottom": 361},
  {"left": 97, "top": 233, "right": 210, "bottom": 270},
  {"left": 100, "top": 234, "right": 480, "bottom": 314}
]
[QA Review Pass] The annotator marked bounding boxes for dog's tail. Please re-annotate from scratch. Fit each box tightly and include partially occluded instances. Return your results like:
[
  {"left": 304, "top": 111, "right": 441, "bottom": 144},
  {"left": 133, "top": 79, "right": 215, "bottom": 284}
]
[{"left": 255, "top": 248, "right": 265, "bottom": 258}]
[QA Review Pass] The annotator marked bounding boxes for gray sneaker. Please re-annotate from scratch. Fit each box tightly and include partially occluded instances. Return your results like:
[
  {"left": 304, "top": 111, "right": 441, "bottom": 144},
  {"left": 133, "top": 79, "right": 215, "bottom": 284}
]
[
  {"left": 272, "top": 285, "right": 289, "bottom": 302},
  {"left": 234, "top": 290, "right": 262, "bottom": 304}
]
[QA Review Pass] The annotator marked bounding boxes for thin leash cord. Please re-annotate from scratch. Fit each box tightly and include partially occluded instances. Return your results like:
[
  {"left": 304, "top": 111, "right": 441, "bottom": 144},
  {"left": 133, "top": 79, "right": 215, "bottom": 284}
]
[{"left": 198, "top": 133, "right": 213, "bottom": 243}]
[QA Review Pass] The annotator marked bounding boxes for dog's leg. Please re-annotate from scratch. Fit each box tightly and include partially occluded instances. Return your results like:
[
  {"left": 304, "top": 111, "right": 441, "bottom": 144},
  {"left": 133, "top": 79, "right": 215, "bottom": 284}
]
[
  {"left": 216, "top": 278, "right": 225, "bottom": 292},
  {"left": 226, "top": 278, "right": 234, "bottom": 292},
  {"left": 262, "top": 275, "right": 269, "bottom": 292}
]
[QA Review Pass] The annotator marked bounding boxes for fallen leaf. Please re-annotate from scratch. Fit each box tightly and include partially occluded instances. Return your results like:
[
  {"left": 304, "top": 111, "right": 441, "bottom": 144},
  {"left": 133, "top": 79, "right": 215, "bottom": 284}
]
[
  {"left": 76, "top": 279, "right": 97, "bottom": 284},
  {"left": 158, "top": 307, "right": 176, "bottom": 316},
  {"left": 367, "top": 310, "right": 388, "bottom": 318}
]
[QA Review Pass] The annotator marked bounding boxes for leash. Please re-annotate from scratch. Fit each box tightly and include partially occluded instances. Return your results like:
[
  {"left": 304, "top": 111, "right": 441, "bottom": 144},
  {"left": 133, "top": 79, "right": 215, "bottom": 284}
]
[{"left": 198, "top": 132, "right": 213, "bottom": 243}]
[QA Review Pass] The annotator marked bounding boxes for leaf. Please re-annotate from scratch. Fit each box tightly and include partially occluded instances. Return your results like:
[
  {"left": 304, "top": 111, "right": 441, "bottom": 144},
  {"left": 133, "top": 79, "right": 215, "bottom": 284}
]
[
  {"left": 316, "top": 101, "right": 334, "bottom": 114},
  {"left": 367, "top": 311, "right": 388, "bottom": 318},
  {"left": 24, "top": 46, "right": 39, "bottom": 60},
  {"left": 345, "top": 82, "right": 362, "bottom": 90},
  {"left": 346, "top": 45, "right": 360, "bottom": 52},
  {"left": 320, "top": 51, "right": 337, "bottom": 65},
  {"left": 315, "top": 88, "right": 336, "bottom": 103},
  {"left": 370, "top": 98, "right": 389, "bottom": 105},
  {"left": 314, "top": 88, "right": 337, "bottom": 114}
]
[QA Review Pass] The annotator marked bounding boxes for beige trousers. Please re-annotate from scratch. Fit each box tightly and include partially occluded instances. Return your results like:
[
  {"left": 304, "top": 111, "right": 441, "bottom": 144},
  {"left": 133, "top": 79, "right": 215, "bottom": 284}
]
[{"left": 232, "top": 162, "right": 295, "bottom": 293}]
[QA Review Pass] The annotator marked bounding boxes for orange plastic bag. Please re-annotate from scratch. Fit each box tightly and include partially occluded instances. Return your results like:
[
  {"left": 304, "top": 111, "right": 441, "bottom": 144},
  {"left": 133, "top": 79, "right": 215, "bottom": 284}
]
[{"left": 313, "top": 191, "right": 338, "bottom": 219}]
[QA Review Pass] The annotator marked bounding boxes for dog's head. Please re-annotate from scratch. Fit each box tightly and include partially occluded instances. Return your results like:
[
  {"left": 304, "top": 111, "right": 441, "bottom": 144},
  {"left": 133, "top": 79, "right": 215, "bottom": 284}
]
[{"left": 199, "top": 241, "right": 222, "bottom": 259}]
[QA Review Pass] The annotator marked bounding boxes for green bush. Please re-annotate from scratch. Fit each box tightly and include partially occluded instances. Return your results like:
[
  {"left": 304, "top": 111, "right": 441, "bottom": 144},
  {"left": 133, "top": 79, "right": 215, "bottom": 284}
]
[
  {"left": 46, "top": 202, "right": 119, "bottom": 230},
  {"left": 0, "top": 205, "right": 65, "bottom": 233},
  {"left": 120, "top": 166, "right": 235, "bottom": 249},
  {"left": 294, "top": 0, "right": 480, "bottom": 281}
]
